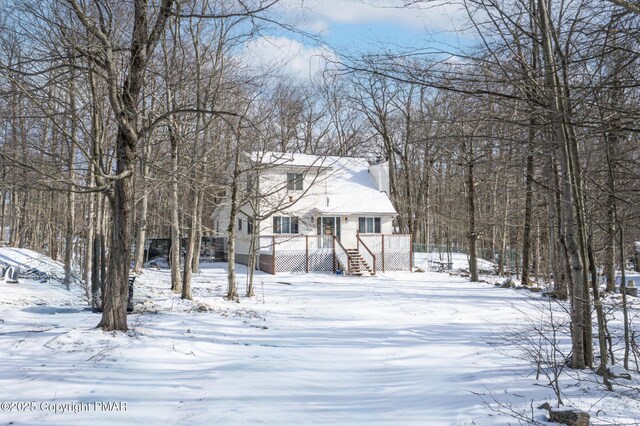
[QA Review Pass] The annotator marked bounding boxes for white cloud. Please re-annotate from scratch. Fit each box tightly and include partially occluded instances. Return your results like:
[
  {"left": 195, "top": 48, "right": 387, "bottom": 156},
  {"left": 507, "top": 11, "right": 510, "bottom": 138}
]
[
  {"left": 243, "top": 36, "right": 338, "bottom": 81},
  {"left": 285, "top": 0, "right": 466, "bottom": 33},
  {"left": 239, "top": 1, "right": 470, "bottom": 81}
]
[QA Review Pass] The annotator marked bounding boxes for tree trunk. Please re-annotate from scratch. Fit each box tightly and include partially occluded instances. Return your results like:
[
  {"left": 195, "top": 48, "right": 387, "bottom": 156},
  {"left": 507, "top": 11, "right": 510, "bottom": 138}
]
[
  {"left": 561, "top": 60, "right": 593, "bottom": 368},
  {"left": 588, "top": 233, "right": 609, "bottom": 378},
  {"left": 133, "top": 185, "right": 149, "bottom": 273},
  {"left": 538, "top": 0, "right": 586, "bottom": 368},
  {"left": 192, "top": 190, "right": 203, "bottom": 274},
  {"left": 0, "top": 188, "right": 5, "bottom": 243},
  {"left": 604, "top": 197, "right": 616, "bottom": 292},
  {"left": 64, "top": 64, "right": 78, "bottom": 289},
  {"left": 549, "top": 157, "right": 567, "bottom": 299},
  {"left": 246, "top": 228, "right": 257, "bottom": 297},
  {"left": 521, "top": 134, "right": 535, "bottom": 287},
  {"left": 182, "top": 191, "right": 198, "bottom": 300},
  {"left": 169, "top": 129, "right": 182, "bottom": 293},
  {"left": 84, "top": 175, "right": 95, "bottom": 288},
  {"left": 100, "top": 200, "right": 108, "bottom": 305},
  {"left": 133, "top": 133, "right": 151, "bottom": 273},
  {"left": 64, "top": 166, "right": 75, "bottom": 289},
  {"left": 603, "top": 53, "right": 622, "bottom": 293},
  {"left": 227, "top": 148, "right": 241, "bottom": 300},
  {"left": 464, "top": 137, "right": 478, "bottom": 282},
  {"left": 91, "top": 199, "right": 102, "bottom": 309},
  {"left": 618, "top": 225, "right": 630, "bottom": 370},
  {"left": 83, "top": 0, "right": 175, "bottom": 330},
  {"left": 98, "top": 129, "right": 136, "bottom": 331}
]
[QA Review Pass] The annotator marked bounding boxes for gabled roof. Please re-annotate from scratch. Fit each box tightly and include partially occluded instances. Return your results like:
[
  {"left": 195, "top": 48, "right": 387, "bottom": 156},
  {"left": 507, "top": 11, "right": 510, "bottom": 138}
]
[
  {"left": 245, "top": 151, "right": 334, "bottom": 169},
  {"left": 249, "top": 152, "right": 397, "bottom": 216}
]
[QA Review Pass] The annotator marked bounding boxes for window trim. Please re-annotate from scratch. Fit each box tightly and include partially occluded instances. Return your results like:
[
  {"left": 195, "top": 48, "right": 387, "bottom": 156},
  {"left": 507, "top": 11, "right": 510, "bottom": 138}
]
[
  {"left": 286, "top": 172, "right": 304, "bottom": 191},
  {"left": 273, "top": 216, "right": 299, "bottom": 234},
  {"left": 358, "top": 217, "right": 381, "bottom": 234}
]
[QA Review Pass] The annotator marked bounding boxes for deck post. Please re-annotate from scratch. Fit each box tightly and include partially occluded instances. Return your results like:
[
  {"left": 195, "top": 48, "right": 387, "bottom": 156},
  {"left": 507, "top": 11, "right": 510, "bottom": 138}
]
[
  {"left": 381, "top": 234, "right": 385, "bottom": 273},
  {"left": 409, "top": 235, "right": 413, "bottom": 272},
  {"left": 272, "top": 236, "right": 276, "bottom": 275},
  {"left": 332, "top": 236, "right": 336, "bottom": 272},
  {"left": 305, "top": 235, "right": 309, "bottom": 273}
]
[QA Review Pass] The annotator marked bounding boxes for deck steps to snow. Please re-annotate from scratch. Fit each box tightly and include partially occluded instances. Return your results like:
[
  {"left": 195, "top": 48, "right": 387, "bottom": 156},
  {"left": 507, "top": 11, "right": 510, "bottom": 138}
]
[{"left": 346, "top": 249, "right": 374, "bottom": 276}]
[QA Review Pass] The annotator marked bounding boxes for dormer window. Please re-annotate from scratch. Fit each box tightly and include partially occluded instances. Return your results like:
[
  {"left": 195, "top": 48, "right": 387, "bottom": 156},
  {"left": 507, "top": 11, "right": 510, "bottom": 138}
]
[{"left": 287, "top": 173, "right": 303, "bottom": 191}]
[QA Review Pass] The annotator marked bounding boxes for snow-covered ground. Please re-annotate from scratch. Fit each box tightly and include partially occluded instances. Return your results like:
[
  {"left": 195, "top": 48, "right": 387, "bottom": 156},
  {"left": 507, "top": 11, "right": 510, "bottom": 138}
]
[{"left": 1, "top": 252, "right": 639, "bottom": 425}]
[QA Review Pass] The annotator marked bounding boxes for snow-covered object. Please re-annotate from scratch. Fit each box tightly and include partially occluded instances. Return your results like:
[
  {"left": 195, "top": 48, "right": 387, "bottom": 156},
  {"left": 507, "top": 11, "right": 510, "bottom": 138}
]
[
  {"left": 368, "top": 160, "right": 390, "bottom": 194},
  {"left": 616, "top": 274, "right": 640, "bottom": 287},
  {"left": 0, "top": 247, "right": 65, "bottom": 282},
  {"left": 5, "top": 265, "right": 19, "bottom": 283},
  {"left": 414, "top": 252, "right": 496, "bottom": 273},
  {"left": 608, "top": 365, "right": 633, "bottom": 380}
]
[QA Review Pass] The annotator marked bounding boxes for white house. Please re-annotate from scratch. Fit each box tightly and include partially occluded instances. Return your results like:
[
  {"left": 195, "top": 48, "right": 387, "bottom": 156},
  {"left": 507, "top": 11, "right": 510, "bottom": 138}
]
[{"left": 212, "top": 152, "right": 412, "bottom": 275}]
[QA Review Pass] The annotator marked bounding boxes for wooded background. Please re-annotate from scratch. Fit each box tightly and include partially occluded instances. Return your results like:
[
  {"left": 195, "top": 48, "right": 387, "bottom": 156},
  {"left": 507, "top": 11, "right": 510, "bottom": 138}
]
[{"left": 0, "top": 0, "right": 638, "bottom": 373}]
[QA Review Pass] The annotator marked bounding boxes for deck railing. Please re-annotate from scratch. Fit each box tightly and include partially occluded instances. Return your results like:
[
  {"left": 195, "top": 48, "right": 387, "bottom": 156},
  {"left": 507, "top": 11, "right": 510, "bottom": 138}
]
[
  {"left": 259, "top": 235, "right": 334, "bottom": 254},
  {"left": 257, "top": 234, "right": 335, "bottom": 274},
  {"left": 256, "top": 233, "right": 410, "bottom": 274},
  {"left": 357, "top": 235, "right": 376, "bottom": 275},
  {"left": 333, "top": 236, "right": 351, "bottom": 275},
  {"left": 273, "top": 235, "right": 307, "bottom": 252},
  {"left": 358, "top": 234, "right": 411, "bottom": 272}
]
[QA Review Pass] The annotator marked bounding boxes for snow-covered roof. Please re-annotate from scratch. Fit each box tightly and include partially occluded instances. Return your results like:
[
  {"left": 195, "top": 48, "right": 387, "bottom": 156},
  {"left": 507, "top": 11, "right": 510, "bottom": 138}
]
[
  {"left": 249, "top": 152, "right": 397, "bottom": 216},
  {"left": 245, "top": 151, "right": 335, "bottom": 168}
]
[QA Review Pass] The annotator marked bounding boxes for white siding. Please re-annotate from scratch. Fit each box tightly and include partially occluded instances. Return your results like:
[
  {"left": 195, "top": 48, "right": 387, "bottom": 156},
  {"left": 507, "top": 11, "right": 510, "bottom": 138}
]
[{"left": 212, "top": 154, "right": 400, "bottom": 258}]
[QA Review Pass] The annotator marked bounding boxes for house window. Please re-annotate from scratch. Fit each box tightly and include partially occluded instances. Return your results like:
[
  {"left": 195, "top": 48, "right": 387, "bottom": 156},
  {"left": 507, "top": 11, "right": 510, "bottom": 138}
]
[
  {"left": 248, "top": 219, "right": 254, "bottom": 235},
  {"left": 358, "top": 217, "right": 381, "bottom": 234},
  {"left": 238, "top": 218, "right": 243, "bottom": 233},
  {"left": 273, "top": 216, "right": 299, "bottom": 234},
  {"left": 287, "top": 173, "right": 303, "bottom": 191}
]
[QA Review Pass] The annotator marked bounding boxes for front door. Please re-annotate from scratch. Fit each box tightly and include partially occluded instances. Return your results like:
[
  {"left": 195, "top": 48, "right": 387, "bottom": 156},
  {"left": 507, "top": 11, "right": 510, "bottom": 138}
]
[{"left": 317, "top": 216, "right": 341, "bottom": 247}]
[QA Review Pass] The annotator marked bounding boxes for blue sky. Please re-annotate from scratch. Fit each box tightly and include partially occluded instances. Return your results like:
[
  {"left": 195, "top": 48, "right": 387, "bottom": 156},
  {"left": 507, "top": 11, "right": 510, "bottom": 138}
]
[
  {"left": 243, "top": 0, "right": 472, "bottom": 80},
  {"left": 307, "top": 0, "right": 468, "bottom": 51}
]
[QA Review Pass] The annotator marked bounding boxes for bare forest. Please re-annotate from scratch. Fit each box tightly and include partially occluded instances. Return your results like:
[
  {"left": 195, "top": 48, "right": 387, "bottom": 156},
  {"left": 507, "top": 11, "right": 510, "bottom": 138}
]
[{"left": 1, "top": 0, "right": 640, "bottom": 386}]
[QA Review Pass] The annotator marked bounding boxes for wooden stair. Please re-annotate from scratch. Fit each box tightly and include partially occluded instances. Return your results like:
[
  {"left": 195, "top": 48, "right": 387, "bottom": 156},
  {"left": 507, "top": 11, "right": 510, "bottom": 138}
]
[{"left": 346, "top": 249, "right": 374, "bottom": 276}]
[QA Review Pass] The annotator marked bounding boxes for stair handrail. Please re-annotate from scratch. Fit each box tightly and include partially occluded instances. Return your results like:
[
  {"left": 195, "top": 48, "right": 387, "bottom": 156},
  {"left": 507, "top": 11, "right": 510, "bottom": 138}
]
[
  {"left": 356, "top": 234, "right": 376, "bottom": 275},
  {"left": 333, "top": 236, "right": 351, "bottom": 275}
]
